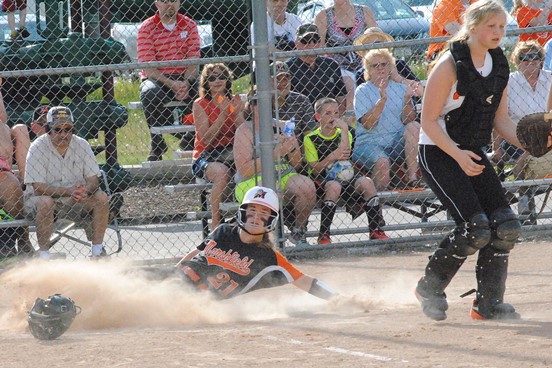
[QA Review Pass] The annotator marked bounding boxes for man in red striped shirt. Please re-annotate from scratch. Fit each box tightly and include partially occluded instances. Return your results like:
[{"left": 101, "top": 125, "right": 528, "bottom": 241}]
[{"left": 138, "top": 0, "right": 200, "bottom": 161}]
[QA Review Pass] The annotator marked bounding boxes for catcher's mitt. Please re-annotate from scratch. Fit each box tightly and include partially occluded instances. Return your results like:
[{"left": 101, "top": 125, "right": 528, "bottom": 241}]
[{"left": 516, "top": 112, "right": 552, "bottom": 158}]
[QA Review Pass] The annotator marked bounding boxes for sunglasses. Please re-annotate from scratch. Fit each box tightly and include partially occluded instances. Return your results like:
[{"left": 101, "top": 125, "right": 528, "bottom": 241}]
[
  {"left": 207, "top": 74, "right": 228, "bottom": 82},
  {"left": 519, "top": 53, "right": 543, "bottom": 62},
  {"left": 52, "top": 127, "right": 74, "bottom": 134},
  {"left": 158, "top": 0, "right": 178, "bottom": 3},
  {"left": 369, "top": 62, "right": 390, "bottom": 69},
  {"left": 298, "top": 33, "right": 321, "bottom": 45}
]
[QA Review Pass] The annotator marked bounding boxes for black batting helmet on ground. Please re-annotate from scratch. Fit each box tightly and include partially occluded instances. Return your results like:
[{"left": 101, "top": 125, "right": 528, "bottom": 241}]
[{"left": 28, "top": 294, "right": 81, "bottom": 340}]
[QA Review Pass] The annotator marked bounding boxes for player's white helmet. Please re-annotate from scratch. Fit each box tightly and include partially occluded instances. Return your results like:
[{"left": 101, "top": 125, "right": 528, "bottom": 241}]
[{"left": 237, "top": 186, "right": 279, "bottom": 233}]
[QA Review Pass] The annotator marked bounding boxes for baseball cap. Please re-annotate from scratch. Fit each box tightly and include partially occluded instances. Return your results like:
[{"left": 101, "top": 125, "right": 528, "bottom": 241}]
[
  {"left": 33, "top": 105, "right": 50, "bottom": 121},
  {"left": 296, "top": 23, "right": 319, "bottom": 41},
  {"left": 269, "top": 61, "right": 290, "bottom": 77},
  {"left": 46, "top": 106, "right": 74, "bottom": 128}
]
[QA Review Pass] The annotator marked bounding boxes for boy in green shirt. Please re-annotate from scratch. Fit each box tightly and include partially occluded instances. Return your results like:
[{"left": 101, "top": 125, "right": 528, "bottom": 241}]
[{"left": 304, "top": 97, "right": 388, "bottom": 244}]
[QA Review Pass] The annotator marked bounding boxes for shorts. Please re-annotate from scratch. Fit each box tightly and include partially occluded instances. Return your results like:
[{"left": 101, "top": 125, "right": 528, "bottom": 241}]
[
  {"left": 235, "top": 172, "right": 296, "bottom": 203},
  {"left": 2, "top": 0, "right": 27, "bottom": 12},
  {"left": 192, "top": 146, "right": 234, "bottom": 179},
  {"left": 24, "top": 196, "right": 94, "bottom": 240},
  {"left": 352, "top": 130, "right": 405, "bottom": 172}
]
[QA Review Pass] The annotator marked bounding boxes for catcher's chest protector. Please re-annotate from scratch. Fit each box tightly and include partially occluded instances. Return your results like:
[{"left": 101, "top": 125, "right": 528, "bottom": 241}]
[{"left": 444, "top": 41, "right": 509, "bottom": 148}]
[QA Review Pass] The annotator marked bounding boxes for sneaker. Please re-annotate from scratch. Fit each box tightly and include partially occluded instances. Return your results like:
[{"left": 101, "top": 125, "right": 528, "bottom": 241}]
[
  {"left": 289, "top": 227, "right": 308, "bottom": 247},
  {"left": 370, "top": 229, "right": 389, "bottom": 240},
  {"left": 415, "top": 284, "right": 448, "bottom": 321},
  {"left": 10, "top": 30, "right": 19, "bottom": 40},
  {"left": 470, "top": 300, "right": 521, "bottom": 320},
  {"left": 91, "top": 248, "right": 110, "bottom": 260},
  {"left": 318, "top": 233, "right": 332, "bottom": 245},
  {"left": 19, "top": 27, "right": 30, "bottom": 38}
]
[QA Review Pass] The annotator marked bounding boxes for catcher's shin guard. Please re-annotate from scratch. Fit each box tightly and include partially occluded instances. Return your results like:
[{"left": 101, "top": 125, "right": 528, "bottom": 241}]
[{"left": 472, "top": 245, "right": 520, "bottom": 320}]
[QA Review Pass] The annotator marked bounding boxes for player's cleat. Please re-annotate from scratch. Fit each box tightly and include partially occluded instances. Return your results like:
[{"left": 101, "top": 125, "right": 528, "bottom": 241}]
[
  {"left": 370, "top": 229, "right": 389, "bottom": 240},
  {"left": 415, "top": 285, "right": 448, "bottom": 321},
  {"left": 318, "top": 233, "right": 332, "bottom": 245},
  {"left": 470, "top": 300, "right": 521, "bottom": 320}
]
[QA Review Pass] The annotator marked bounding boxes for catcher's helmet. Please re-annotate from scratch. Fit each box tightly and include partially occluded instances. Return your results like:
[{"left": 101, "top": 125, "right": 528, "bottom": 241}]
[
  {"left": 237, "top": 186, "right": 279, "bottom": 233},
  {"left": 28, "top": 294, "right": 81, "bottom": 340}
]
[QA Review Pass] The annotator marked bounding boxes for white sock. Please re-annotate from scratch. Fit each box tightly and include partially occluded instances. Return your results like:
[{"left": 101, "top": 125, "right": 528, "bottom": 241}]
[
  {"left": 38, "top": 250, "right": 50, "bottom": 260},
  {"left": 91, "top": 244, "right": 104, "bottom": 256}
]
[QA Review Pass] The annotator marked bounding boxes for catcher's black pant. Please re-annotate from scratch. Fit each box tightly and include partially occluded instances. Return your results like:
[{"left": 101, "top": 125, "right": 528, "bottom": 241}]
[{"left": 417, "top": 144, "right": 514, "bottom": 306}]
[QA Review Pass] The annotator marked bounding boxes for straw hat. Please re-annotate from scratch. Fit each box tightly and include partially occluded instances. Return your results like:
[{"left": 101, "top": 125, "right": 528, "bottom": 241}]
[{"left": 353, "top": 27, "right": 395, "bottom": 57}]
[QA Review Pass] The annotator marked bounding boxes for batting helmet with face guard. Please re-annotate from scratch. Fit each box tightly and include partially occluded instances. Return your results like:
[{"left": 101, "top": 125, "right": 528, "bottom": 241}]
[{"left": 28, "top": 294, "right": 81, "bottom": 340}]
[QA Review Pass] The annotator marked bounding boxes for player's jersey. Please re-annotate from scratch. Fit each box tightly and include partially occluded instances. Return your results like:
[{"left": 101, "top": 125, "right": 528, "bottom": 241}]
[{"left": 177, "top": 224, "right": 304, "bottom": 299}]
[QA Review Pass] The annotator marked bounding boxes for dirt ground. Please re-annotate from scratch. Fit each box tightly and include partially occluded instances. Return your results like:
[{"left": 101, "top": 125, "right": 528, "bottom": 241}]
[{"left": 1, "top": 241, "right": 552, "bottom": 368}]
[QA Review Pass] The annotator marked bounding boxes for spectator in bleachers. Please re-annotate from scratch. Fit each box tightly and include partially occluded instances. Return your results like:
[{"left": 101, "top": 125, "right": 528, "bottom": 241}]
[
  {"left": 138, "top": 0, "right": 200, "bottom": 161},
  {"left": 285, "top": 24, "right": 348, "bottom": 116},
  {"left": 192, "top": 63, "right": 245, "bottom": 230},
  {"left": 493, "top": 41, "right": 551, "bottom": 179},
  {"left": 352, "top": 49, "right": 423, "bottom": 191},
  {"left": 270, "top": 61, "right": 317, "bottom": 144},
  {"left": 543, "top": 37, "right": 552, "bottom": 71},
  {"left": 233, "top": 91, "right": 316, "bottom": 247},
  {"left": 0, "top": 81, "right": 33, "bottom": 256},
  {"left": 304, "top": 97, "right": 388, "bottom": 245},
  {"left": 24, "top": 107, "right": 109, "bottom": 260},
  {"left": 428, "top": 0, "right": 475, "bottom": 61},
  {"left": 513, "top": 0, "right": 552, "bottom": 46},
  {"left": 3, "top": 0, "right": 30, "bottom": 40},
  {"left": 314, "top": 0, "right": 377, "bottom": 114},
  {"left": 251, "top": 0, "right": 304, "bottom": 53}
]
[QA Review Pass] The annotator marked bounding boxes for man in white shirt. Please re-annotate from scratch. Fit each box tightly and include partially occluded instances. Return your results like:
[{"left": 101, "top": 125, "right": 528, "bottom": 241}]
[{"left": 24, "top": 106, "right": 110, "bottom": 260}]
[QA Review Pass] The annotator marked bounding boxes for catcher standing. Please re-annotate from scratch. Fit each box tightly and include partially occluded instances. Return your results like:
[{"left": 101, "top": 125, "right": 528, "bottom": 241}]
[{"left": 415, "top": 0, "right": 523, "bottom": 321}]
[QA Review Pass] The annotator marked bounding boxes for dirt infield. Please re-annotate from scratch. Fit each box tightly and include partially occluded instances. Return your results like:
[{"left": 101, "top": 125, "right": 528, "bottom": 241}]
[{"left": 1, "top": 241, "right": 552, "bottom": 368}]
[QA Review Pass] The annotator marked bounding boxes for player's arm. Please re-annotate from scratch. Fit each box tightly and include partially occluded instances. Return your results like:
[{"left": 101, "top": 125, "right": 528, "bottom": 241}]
[
  {"left": 293, "top": 275, "right": 338, "bottom": 300},
  {"left": 493, "top": 87, "right": 522, "bottom": 148},
  {"left": 180, "top": 249, "right": 200, "bottom": 262}
]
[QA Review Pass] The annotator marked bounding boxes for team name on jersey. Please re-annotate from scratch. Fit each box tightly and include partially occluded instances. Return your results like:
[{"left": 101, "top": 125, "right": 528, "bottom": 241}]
[{"left": 203, "top": 239, "right": 254, "bottom": 275}]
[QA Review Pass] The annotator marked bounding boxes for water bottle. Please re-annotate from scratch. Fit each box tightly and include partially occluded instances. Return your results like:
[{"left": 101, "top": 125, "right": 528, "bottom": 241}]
[
  {"left": 173, "top": 108, "right": 182, "bottom": 125},
  {"left": 284, "top": 116, "right": 295, "bottom": 137}
]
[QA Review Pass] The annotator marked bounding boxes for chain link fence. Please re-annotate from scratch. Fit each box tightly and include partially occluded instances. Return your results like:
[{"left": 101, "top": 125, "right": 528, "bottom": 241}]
[{"left": 1, "top": 0, "right": 552, "bottom": 262}]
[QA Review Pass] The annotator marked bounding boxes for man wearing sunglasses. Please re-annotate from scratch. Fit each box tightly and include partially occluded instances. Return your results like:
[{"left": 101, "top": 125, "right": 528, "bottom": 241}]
[
  {"left": 24, "top": 106, "right": 110, "bottom": 260},
  {"left": 138, "top": 0, "right": 201, "bottom": 161},
  {"left": 285, "top": 24, "right": 347, "bottom": 117}
]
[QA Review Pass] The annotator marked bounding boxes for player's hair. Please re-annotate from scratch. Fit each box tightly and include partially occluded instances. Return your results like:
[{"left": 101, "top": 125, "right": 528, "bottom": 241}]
[
  {"left": 362, "top": 48, "right": 394, "bottom": 81},
  {"left": 199, "top": 63, "right": 233, "bottom": 100},
  {"left": 429, "top": 0, "right": 507, "bottom": 70},
  {"left": 314, "top": 97, "right": 338, "bottom": 114}
]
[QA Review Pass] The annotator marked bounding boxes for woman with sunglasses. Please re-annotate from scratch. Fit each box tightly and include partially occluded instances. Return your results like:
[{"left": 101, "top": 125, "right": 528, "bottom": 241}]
[
  {"left": 352, "top": 48, "right": 422, "bottom": 191},
  {"left": 314, "top": 0, "right": 377, "bottom": 113},
  {"left": 492, "top": 41, "right": 551, "bottom": 180},
  {"left": 192, "top": 63, "right": 245, "bottom": 230}
]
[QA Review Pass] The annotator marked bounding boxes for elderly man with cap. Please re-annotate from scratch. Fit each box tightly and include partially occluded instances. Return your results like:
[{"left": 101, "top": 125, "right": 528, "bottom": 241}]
[
  {"left": 24, "top": 106, "right": 110, "bottom": 260},
  {"left": 285, "top": 23, "right": 347, "bottom": 117},
  {"left": 270, "top": 61, "right": 317, "bottom": 144}
]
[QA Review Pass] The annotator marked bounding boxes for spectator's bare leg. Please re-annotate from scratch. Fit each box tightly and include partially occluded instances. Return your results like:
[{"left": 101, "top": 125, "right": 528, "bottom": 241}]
[
  {"left": 34, "top": 196, "right": 55, "bottom": 251},
  {"left": 404, "top": 122, "right": 421, "bottom": 182},
  {"left": 205, "top": 162, "right": 231, "bottom": 230},
  {"left": 11, "top": 124, "right": 30, "bottom": 181},
  {"left": 372, "top": 158, "right": 391, "bottom": 191},
  {"left": 88, "top": 191, "right": 109, "bottom": 245},
  {"left": 354, "top": 176, "right": 377, "bottom": 200},
  {"left": 0, "top": 172, "right": 32, "bottom": 251},
  {"left": 285, "top": 174, "right": 316, "bottom": 228},
  {"left": 343, "top": 75, "right": 355, "bottom": 114},
  {"left": 7, "top": 11, "right": 16, "bottom": 34},
  {"left": 513, "top": 151, "right": 530, "bottom": 179}
]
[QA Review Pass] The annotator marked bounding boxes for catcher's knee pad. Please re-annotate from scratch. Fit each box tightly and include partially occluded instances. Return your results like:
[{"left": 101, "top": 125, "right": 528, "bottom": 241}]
[
  {"left": 449, "top": 213, "right": 491, "bottom": 257},
  {"left": 490, "top": 207, "right": 521, "bottom": 251}
]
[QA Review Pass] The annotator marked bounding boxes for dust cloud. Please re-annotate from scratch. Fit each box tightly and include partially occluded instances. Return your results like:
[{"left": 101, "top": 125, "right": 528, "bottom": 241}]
[{"left": 0, "top": 260, "right": 416, "bottom": 334}]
